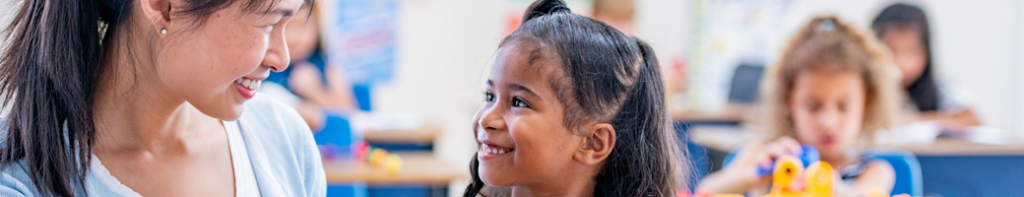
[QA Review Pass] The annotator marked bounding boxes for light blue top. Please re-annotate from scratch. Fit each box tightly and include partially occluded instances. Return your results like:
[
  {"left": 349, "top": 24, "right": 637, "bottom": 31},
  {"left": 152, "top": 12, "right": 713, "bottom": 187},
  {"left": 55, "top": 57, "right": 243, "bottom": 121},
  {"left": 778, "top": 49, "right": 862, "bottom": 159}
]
[{"left": 0, "top": 94, "right": 327, "bottom": 196}]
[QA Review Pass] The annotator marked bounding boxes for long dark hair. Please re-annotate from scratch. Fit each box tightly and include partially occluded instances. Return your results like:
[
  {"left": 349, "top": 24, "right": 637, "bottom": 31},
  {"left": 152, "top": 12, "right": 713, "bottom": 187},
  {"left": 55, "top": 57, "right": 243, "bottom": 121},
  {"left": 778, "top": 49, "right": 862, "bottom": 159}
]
[
  {"left": 0, "top": 0, "right": 291, "bottom": 196},
  {"left": 872, "top": 3, "right": 939, "bottom": 112},
  {"left": 463, "top": 0, "right": 685, "bottom": 196}
]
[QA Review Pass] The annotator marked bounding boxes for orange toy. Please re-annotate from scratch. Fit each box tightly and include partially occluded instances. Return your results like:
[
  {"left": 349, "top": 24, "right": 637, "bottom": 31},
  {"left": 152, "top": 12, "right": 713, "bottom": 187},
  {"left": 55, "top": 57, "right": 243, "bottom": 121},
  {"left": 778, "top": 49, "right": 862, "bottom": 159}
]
[
  {"left": 765, "top": 156, "right": 808, "bottom": 197},
  {"left": 358, "top": 143, "right": 404, "bottom": 174}
]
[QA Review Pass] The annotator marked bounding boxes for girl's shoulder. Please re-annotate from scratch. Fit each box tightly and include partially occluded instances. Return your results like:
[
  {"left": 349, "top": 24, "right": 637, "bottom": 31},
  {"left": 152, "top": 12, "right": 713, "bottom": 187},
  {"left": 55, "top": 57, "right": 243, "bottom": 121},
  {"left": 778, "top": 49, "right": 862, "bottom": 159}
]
[{"left": 840, "top": 150, "right": 896, "bottom": 185}]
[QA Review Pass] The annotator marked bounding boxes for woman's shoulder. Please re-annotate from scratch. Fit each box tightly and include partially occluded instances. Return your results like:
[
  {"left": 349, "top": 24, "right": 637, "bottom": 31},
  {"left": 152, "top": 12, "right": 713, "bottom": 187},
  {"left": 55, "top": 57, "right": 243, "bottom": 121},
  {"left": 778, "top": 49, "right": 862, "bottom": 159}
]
[
  {"left": 240, "top": 94, "right": 326, "bottom": 196},
  {"left": 239, "top": 94, "right": 320, "bottom": 157},
  {"left": 240, "top": 94, "right": 313, "bottom": 141},
  {"left": 243, "top": 93, "right": 308, "bottom": 125},
  {"left": 238, "top": 94, "right": 318, "bottom": 166},
  {"left": 0, "top": 160, "right": 41, "bottom": 196}
]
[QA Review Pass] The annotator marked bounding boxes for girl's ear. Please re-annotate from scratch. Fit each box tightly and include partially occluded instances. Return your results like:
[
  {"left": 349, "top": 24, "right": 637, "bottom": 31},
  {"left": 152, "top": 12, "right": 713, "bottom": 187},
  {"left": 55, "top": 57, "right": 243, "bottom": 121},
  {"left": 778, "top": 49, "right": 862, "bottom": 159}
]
[
  {"left": 138, "top": 0, "right": 173, "bottom": 34},
  {"left": 574, "top": 123, "right": 616, "bottom": 165}
]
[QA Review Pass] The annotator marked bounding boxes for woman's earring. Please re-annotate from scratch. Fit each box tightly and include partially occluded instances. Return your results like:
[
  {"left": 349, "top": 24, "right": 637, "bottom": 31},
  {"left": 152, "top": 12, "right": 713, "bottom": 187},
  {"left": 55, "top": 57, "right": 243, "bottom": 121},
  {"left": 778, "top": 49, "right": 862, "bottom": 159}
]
[{"left": 161, "top": 28, "right": 167, "bottom": 34}]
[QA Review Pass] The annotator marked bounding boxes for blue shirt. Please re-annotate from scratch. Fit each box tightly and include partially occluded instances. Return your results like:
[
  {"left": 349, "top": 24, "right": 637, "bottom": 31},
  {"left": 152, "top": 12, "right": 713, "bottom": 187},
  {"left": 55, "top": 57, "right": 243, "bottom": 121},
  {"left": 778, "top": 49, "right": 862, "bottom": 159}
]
[{"left": 0, "top": 94, "right": 327, "bottom": 196}]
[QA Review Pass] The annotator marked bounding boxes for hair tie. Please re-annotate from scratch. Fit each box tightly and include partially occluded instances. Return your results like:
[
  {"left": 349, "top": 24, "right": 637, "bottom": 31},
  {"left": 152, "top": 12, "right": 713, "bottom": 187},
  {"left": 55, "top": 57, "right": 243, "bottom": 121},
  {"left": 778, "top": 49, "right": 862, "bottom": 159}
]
[
  {"left": 549, "top": 5, "right": 570, "bottom": 14},
  {"left": 821, "top": 19, "right": 835, "bottom": 31}
]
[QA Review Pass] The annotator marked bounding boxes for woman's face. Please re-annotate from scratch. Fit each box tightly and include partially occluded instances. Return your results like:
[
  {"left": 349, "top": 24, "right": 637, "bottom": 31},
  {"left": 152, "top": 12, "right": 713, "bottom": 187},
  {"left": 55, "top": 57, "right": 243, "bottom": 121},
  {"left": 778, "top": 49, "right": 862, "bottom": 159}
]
[
  {"left": 788, "top": 69, "right": 866, "bottom": 156},
  {"left": 155, "top": 0, "right": 303, "bottom": 120},
  {"left": 882, "top": 29, "right": 928, "bottom": 87},
  {"left": 473, "top": 39, "right": 584, "bottom": 187}
]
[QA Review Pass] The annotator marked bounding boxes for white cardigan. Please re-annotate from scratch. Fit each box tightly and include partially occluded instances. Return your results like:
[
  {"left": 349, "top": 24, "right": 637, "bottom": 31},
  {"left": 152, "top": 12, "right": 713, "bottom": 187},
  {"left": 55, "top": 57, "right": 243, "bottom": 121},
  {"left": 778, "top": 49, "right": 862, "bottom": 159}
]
[{"left": 0, "top": 94, "right": 326, "bottom": 196}]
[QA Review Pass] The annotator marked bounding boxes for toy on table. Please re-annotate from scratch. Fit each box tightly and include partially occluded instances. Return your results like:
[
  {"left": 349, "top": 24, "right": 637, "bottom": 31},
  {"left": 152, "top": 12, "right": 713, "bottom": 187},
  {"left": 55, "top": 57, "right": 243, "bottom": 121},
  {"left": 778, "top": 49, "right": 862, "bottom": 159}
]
[
  {"left": 762, "top": 155, "right": 834, "bottom": 197},
  {"left": 684, "top": 145, "right": 911, "bottom": 197},
  {"left": 757, "top": 145, "right": 820, "bottom": 177},
  {"left": 351, "top": 141, "right": 403, "bottom": 174}
]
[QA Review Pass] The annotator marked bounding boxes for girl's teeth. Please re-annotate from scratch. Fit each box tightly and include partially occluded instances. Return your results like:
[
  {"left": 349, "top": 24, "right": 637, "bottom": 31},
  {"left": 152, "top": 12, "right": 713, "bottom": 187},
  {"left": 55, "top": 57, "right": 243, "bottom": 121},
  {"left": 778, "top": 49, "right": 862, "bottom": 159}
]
[
  {"left": 480, "top": 144, "right": 510, "bottom": 155},
  {"left": 236, "top": 78, "right": 263, "bottom": 90}
]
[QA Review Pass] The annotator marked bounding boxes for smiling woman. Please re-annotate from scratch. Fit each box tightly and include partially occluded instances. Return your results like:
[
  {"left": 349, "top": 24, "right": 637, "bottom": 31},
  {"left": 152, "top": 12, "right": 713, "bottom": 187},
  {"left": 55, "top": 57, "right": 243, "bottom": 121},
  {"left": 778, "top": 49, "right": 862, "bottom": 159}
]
[{"left": 0, "top": 0, "right": 323, "bottom": 196}]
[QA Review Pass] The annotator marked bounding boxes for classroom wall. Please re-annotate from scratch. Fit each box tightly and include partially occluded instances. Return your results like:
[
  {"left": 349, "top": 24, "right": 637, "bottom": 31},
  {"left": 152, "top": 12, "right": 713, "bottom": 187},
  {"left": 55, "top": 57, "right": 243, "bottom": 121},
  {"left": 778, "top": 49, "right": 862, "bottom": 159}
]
[
  {"left": 0, "top": 0, "right": 18, "bottom": 46},
  {"left": 372, "top": 0, "right": 504, "bottom": 194}
]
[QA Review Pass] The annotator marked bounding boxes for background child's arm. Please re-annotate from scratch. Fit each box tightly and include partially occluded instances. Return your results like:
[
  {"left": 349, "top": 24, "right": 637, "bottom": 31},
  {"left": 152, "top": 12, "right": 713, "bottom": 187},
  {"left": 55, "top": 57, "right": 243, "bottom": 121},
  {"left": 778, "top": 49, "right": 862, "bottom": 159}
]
[
  {"left": 697, "top": 137, "right": 802, "bottom": 194},
  {"left": 697, "top": 162, "right": 763, "bottom": 194},
  {"left": 917, "top": 108, "right": 982, "bottom": 127},
  {"left": 836, "top": 160, "right": 896, "bottom": 196}
]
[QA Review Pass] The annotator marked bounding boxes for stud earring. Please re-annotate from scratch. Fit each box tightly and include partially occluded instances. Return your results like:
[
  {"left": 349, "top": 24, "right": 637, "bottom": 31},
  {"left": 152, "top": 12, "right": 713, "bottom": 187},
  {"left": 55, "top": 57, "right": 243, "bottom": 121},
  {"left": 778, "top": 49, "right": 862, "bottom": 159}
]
[{"left": 161, "top": 28, "right": 167, "bottom": 34}]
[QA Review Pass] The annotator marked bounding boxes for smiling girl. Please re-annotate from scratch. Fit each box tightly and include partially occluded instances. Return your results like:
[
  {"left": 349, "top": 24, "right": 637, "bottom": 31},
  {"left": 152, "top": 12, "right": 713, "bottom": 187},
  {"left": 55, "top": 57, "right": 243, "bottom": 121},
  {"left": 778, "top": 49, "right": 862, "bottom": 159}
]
[
  {"left": 463, "top": 0, "right": 686, "bottom": 196},
  {"left": 0, "top": 0, "right": 324, "bottom": 196}
]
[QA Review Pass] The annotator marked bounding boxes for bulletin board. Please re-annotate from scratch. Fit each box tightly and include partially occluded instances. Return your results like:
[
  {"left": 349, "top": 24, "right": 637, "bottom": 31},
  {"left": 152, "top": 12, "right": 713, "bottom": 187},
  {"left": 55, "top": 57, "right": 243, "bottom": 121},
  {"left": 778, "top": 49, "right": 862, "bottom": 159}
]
[
  {"left": 686, "top": 0, "right": 795, "bottom": 111},
  {"left": 321, "top": 0, "right": 399, "bottom": 86}
]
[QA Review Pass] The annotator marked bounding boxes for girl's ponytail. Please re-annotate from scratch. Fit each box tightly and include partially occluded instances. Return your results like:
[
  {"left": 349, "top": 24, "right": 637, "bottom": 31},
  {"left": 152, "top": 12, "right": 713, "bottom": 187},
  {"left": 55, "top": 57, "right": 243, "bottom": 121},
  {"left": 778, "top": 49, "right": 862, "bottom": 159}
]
[
  {"left": 592, "top": 38, "right": 684, "bottom": 197},
  {"left": 0, "top": 0, "right": 118, "bottom": 195},
  {"left": 463, "top": 153, "right": 485, "bottom": 197}
]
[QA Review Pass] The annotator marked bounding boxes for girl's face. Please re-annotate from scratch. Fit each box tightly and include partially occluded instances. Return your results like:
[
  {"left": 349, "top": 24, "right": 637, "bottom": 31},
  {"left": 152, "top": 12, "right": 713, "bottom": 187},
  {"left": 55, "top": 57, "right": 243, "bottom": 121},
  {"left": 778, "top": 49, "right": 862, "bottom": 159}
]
[
  {"left": 285, "top": 5, "right": 320, "bottom": 64},
  {"left": 473, "top": 40, "right": 585, "bottom": 187},
  {"left": 882, "top": 29, "right": 928, "bottom": 87},
  {"left": 155, "top": 0, "right": 303, "bottom": 120},
  {"left": 788, "top": 69, "right": 866, "bottom": 156}
]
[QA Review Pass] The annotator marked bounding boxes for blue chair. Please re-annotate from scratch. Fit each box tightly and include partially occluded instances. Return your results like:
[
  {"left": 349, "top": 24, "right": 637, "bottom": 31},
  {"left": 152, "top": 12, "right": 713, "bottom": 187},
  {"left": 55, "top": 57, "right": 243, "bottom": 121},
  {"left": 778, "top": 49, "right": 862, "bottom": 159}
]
[
  {"left": 327, "top": 183, "right": 368, "bottom": 197},
  {"left": 314, "top": 115, "right": 372, "bottom": 197},
  {"left": 864, "top": 149, "right": 923, "bottom": 196},
  {"left": 722, "top": 148, "right": 922, "bottom": 196}
]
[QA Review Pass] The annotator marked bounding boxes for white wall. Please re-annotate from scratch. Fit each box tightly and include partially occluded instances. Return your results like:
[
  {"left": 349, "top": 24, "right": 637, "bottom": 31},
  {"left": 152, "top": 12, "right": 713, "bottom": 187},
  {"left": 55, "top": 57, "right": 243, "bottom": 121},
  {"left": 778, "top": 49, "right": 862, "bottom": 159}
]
[
  {"left": 374, "top": 0, "right": 502, "bottom": 194},
  {"left": 1, "top": 0, "right": 18, "bottom": 46}
]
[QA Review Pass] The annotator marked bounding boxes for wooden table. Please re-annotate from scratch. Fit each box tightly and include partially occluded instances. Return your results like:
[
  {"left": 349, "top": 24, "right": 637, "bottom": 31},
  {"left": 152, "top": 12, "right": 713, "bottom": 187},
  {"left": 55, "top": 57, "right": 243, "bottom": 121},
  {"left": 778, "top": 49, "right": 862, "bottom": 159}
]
[
  {"left": 322, "top": 152, "right": 468, "bottom": 185},
  {"left": 689, "top": 126, "right": 1024, "bottom": 155},
  {"left": 362, "top": 125, "right": 441, "bottom": 144},
  {"left": 687, "top": 125, "right": 1024, "bottom": 196},
  {"left": 671, "top": 105, "right": 751, "bottom": 124}
]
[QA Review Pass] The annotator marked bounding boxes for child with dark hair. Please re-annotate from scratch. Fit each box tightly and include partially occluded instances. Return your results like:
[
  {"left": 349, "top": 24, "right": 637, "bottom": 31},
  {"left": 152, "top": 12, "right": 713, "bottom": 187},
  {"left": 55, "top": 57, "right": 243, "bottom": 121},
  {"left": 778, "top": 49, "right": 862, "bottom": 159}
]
[
  {"left": 872, "top": 3, "right": 981, "bottom": 129},
  {"left": 463, "top": 0, "right": 686, "bottom": 196}
]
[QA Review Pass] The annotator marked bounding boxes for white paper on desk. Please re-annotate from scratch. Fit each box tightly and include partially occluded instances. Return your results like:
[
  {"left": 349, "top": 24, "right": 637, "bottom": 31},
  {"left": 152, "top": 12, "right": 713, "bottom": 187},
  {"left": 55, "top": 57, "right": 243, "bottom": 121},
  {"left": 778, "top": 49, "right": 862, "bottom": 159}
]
[
  {"left": 965, "top": 126, "right": 1014, "bottom": 145},
  {"left": 875, "top": 122, "right": 941, "bottom": 145}
]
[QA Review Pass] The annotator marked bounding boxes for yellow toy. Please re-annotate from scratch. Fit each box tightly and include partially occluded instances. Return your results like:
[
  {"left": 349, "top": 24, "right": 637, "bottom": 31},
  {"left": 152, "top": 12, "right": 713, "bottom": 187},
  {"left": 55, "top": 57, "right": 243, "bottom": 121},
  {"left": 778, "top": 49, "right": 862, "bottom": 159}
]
[
  {"left": 761, "top": 155, "right": 834, "bottom": 197},
  {"left": 384, "top": 154, "right": 403, "bottom": 174},
  {"left": 366, "top": 147, "right": 403, "bottom": 174},
  {"left": 804, "top": 162, "right": 834, "bottom": 197},
  {"left": 691, "top": 154, "right": 911, "bottom": 197}
]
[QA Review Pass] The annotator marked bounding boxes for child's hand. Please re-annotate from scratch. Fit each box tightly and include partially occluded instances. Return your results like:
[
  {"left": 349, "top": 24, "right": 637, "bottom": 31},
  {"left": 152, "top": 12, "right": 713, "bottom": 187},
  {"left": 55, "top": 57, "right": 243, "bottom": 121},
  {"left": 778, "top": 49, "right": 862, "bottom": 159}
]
[
  {"left": 699, "top": 137, "right": 804, "bottom": 194},
  {"left": 288, "top": 63, "right": 357, "bottom": 110},
  {"left": 745, "top": 137, "right": 803, "bottom": 178}
]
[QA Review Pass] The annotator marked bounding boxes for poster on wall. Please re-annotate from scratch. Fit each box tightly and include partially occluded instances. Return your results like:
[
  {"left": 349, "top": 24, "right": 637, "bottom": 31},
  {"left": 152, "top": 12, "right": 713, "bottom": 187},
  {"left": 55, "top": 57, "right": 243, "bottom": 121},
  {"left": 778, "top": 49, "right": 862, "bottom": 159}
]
[
  {"left": 501, "top": 0, "right": 594, "bottom": 36},
  {"left": 322, "top": 0, "right": 399, "bottom": 86},
  {"left": 686, "top": 0, "right": 795, "bottom": 111}
]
